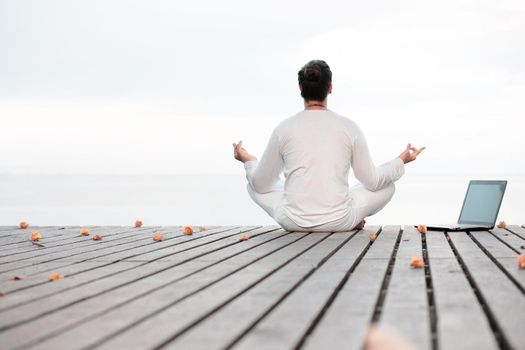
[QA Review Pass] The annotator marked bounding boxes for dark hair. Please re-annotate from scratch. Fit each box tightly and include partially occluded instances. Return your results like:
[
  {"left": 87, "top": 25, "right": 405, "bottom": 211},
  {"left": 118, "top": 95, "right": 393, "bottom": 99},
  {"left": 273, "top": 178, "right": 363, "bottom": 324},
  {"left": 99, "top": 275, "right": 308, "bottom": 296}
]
[{"left": 298, "top": 60, "right": 332, "bottom": 101}]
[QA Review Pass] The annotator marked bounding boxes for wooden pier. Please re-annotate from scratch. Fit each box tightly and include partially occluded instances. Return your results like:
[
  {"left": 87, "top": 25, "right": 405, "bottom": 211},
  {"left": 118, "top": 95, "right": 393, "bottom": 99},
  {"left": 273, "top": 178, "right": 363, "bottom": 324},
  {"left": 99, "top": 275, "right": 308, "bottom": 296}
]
[{"left": 0, "top": 225, "right": 524, "bottom": 349}]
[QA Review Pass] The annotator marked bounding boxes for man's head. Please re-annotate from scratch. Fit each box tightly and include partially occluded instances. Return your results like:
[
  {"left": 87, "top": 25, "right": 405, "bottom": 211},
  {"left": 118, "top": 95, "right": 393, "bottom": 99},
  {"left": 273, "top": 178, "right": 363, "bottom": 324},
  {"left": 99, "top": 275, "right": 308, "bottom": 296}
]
[{"left": 298, "top": 60, "right": 332, "bottom": 102}]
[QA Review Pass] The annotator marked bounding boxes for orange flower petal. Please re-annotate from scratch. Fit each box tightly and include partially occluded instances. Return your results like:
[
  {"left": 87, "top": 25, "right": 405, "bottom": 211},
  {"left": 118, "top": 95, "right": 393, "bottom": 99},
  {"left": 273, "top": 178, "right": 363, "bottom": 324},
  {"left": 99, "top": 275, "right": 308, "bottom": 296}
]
[
  {"left": 417, "top": 225, "right": 427, "bottom": 234},
  {"left": 365, "top": 324, "right": 417, "bottom": 350},
  {"left": 153, "top": 232, "right": 164, "bottom": 241},
  {"left": 31, "top": 231, "right": 41, "bottom": 241},
  {"left": 135, "top": 220, "right": 143, "bottom": 228},
  {"left": 517, "top": 255, "right": 525, "bottom": 269},
  {"left": 369, "top": 233, "right": 377, "bottom": 242},
  {"left": 239, "top": 235, "right": 249, "bottom": 241},
  {"left": 49, "top": 273, "right": 63, "bottom": 281},
  {"left": 497, "top": 221, "right": 507, "bottom": 229},
  {"left": 19, "top": 221, "right": 29, "bottom": 229},
  {"left": 183, "top": 226, "right": 193, "bottom": 235},
  {"left": 80, "top": 228, "right": 90, "bottom": 236},
  {"left": 410, "top": 256, "right": 424, "bottom": 269},
  {"left": 92, "top": 234, "right": 102, "bottom": 241}
]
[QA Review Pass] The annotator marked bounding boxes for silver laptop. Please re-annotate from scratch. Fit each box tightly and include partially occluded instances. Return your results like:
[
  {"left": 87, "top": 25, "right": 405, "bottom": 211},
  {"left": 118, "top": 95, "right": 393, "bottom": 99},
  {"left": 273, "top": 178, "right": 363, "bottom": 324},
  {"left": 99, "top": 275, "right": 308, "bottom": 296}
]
[{"left": 424, "top": 180, "right": 507, "bottom": 232}]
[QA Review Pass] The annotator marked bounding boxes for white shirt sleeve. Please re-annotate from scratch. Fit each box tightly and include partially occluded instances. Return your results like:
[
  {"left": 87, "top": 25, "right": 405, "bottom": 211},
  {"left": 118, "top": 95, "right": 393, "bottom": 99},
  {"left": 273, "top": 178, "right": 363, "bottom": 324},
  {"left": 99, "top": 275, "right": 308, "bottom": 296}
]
[
  {"left": 244, "top": 129, "right": 284, "bottom": 194},
  {"left": 351, "top": 124, "right": 405, "bottom": 191}
]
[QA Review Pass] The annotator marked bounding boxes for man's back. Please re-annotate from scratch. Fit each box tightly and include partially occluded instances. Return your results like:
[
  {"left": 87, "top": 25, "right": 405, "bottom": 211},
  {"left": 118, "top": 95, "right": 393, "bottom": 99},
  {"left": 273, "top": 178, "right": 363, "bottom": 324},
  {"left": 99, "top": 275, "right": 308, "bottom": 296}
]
[{"left": 275, "top": 110, "right": 356, "bottom": 226}]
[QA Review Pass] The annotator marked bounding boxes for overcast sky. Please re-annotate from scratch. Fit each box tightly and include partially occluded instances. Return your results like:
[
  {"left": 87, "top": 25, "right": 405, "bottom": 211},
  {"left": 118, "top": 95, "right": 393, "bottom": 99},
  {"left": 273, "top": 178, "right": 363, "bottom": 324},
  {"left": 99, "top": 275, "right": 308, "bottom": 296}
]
[{"left": 1, "top": 0, "right": 524, "bottom": 175}]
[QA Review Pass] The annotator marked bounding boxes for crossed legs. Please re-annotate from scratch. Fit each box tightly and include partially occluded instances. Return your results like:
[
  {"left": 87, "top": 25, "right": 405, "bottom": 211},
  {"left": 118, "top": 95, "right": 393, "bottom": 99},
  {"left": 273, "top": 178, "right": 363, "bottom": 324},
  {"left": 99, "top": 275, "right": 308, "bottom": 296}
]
[
  {"left": 246, "top": 182, "right": 284, "bottom": 218},
  {"left": 347, "top": 183, "right": 396, "bottom": 226},
  {"left": 246, "top": 181, "right": 396, "bottom": 231}
]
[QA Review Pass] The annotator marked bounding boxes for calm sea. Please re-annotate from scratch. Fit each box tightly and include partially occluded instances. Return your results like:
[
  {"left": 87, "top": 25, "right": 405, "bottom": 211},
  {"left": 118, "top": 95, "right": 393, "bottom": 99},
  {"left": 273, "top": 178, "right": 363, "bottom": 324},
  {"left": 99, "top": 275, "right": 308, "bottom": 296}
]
[{"left": 1, "top": 174, "right": 523, "bottom": 227}]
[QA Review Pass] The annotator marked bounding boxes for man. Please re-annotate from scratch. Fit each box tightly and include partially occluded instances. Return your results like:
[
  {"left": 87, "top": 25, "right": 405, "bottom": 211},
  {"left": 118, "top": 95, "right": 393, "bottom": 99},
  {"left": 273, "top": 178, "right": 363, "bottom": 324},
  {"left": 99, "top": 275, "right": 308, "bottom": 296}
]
[{"left": 233, "top": 60, "right": 424, "bottom": 232}]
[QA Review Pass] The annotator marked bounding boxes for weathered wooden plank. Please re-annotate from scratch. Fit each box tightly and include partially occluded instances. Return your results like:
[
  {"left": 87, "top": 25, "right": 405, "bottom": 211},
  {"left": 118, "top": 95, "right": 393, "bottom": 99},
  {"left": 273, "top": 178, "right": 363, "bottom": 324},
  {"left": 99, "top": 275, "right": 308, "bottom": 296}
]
[
  {"left": 0, "top": 230, "right": 168, "bottom": 273},
  {"left": 466, "top": 232, "right": 515, "bottom": 258},
  {"left": 470, "top": 231, "right": 525, "bottom": 290},
  {"left": 0, "top": 226, "right": 260, "bottom": 309},
  {"left": 425, "top": 230, "right": 498, "bottom": 350},
  {"left": 168, "top": 228, "right": 375, "bottom": 349},
  {"left": 505, "top": 225, "right": 525, "bottom": 241},
  {"left": 0, "top": 226, "right": 157, "bottom": 258},
  {"left": 4, "top": 231, "right": 289, "bottom": 348},
  {"left": 82, "top": 232, "right": 323, "bottom": 350},
  {"left": 490, "top": 227, "right": 525, "bottom": 251},
  {"left": 0, "top": 227, "right": 291, "bottom": 349},
  {"left": 0, "top": 227, "right": 59, "bottom": 240},
  {"left": 0, "top": 226, "right": 240, "bottom": 277},
  {"left": 379, "top": 225, "right": 431, "bottom": 349},
  {"left": 2, "top": 227, "right": 244, "bottom": 302},
  {"left": 220, "top": 227, "right": 377, "bottom": 350},
  {"left": 0, "top": 226, "right": 251, "bottom": 297},
  {"left": 300, "top": 226, "right": 402, "bottom": 350},
  {"left": 0, "top": 226, "right": 21, "bottom": 234},
  {"left": 0, "top": 226, "right": 106, "bottom": 241},
  {"left": 121, "top": 228, "right": 260, "bottom": 262},
  {"left": 0, "top": 227, "right": 85, "bottom": 249},
  {"left": 0, "top": 226, "right": 104, "bottom": 247},
  {"left": 0, "top": 228, "right": 184, "bottom": 268},
  {"left": 64, "top": 225, "right": 249, "bottom": 262},
  {"left": 0, "top": 224, "right": 522, "bottom": 350},
  {"left": 0, "top": 226, "right": 156, "bottom": 263},
  {"left": 448, "top": 231, "right": 525, "bottom": 349},
  {"left": 106, "top": 230, "right": 364, "bottom": 350},
  {"left": 0, "top": 262, "right": 139, "bottom": 311}
]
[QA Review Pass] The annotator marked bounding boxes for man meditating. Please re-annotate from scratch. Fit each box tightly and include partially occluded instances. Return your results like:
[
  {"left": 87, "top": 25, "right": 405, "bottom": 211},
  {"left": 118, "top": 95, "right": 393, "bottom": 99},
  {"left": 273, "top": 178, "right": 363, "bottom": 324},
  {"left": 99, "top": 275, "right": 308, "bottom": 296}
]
[{"left": 233, "top": 60, "right": 425, "bottom": 232}]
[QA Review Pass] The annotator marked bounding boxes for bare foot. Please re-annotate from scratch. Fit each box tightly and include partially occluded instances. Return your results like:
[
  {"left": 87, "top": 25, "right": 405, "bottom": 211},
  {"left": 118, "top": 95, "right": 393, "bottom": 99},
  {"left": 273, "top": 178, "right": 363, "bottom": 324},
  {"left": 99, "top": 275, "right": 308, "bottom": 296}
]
[{"left": 355, "top": 219, "right": 366, "bottom": 230}]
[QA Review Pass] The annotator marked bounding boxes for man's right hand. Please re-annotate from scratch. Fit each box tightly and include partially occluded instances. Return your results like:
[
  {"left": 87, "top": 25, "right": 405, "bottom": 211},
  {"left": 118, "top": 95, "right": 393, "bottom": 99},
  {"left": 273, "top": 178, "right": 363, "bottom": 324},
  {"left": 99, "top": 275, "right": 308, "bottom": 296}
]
[
  {"left": 399, "top": 143, "right": 425, "bottom": 164},
  {"left": 233, "top": 140, "right": 257, "bottom": 163}
]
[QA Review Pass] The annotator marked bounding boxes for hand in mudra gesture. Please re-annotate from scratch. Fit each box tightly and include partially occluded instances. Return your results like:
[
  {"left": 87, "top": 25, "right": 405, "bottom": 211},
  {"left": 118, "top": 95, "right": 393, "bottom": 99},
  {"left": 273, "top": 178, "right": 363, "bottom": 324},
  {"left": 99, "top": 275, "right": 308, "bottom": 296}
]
[
  {"left": 399, "top": 143, "right": 425, "bottom": 164},
  {"left": 233, "top": 140, "right": 257, "bottom": 163}
]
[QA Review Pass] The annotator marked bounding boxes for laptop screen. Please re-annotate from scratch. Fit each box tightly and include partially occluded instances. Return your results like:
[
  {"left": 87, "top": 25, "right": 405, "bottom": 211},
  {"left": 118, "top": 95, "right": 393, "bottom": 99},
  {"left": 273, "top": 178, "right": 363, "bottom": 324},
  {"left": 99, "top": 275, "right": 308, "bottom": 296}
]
[{"left": 458, "top": 180, "right": 507, "bottom": 226}]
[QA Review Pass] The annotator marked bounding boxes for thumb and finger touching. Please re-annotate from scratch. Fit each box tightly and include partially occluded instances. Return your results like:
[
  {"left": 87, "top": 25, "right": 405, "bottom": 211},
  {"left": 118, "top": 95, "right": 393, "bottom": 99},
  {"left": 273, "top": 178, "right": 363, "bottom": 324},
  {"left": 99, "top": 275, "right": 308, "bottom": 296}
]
[{"left": 401, "top": 143, "right": 426, "bottom": 163}]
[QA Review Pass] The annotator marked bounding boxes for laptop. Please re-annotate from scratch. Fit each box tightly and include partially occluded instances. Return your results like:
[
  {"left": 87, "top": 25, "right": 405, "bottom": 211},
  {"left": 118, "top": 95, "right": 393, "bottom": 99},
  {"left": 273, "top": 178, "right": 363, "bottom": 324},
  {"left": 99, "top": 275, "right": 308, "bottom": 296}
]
[{"left": 423, "top": 180, "right": 507, "bottom": 232}]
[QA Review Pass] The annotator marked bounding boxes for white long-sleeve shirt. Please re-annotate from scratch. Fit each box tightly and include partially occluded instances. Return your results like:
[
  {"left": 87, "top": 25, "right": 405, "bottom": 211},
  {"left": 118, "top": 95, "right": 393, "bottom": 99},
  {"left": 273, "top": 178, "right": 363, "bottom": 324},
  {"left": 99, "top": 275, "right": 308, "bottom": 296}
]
[{"left": 244, "top": 109, "right": 405, "bottom": 227}]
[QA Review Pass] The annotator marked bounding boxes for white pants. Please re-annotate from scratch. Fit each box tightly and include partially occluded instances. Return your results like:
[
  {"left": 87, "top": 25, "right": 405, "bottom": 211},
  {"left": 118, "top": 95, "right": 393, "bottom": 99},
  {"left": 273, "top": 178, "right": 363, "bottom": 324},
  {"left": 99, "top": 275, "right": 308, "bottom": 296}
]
[{"left": 246, "top": 181, "right": 395, "bottom": 232}]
